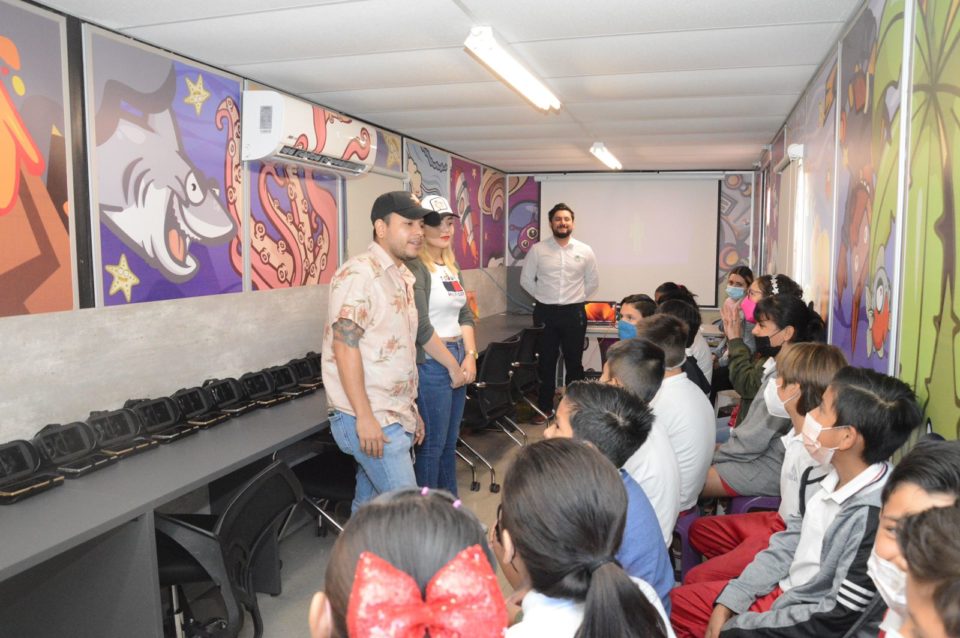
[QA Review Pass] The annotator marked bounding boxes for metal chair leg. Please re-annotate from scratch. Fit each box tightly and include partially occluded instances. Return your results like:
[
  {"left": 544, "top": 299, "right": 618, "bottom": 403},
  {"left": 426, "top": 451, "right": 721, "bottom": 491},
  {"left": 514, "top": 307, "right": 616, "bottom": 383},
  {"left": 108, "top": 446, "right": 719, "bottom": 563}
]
[
  {"left": 458, "top": 438, "right": 500, "bottom": 493},
  {"left": 522, "top": 395, "right": 552, "bottom": 422},
  {"left": 456, "top": 449, "right": 481, "bottom": 492},
  {"left": 302, "top": 497, "right": 345, "bottom": 535},
  {"left": 500, "top": 415, "right": 528, "bottom": 445},
  {"left": 492, "top": 420, "right": 524, "bottom": 447}
]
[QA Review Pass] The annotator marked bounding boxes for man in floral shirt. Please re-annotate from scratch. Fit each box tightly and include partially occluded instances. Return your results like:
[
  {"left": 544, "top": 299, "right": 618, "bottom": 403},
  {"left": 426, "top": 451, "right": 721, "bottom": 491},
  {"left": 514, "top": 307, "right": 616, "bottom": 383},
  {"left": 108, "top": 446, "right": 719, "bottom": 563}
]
[{"left": 322, "top": 191, "right": 439, "bottom": 511}]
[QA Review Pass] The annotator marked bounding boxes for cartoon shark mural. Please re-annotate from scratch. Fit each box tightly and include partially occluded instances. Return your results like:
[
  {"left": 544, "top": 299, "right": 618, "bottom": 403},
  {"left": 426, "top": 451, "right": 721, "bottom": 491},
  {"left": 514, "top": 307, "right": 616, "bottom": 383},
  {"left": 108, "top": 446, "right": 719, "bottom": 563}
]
[{"left": 95, "top": 66, "right": 234, "bottom": 283}]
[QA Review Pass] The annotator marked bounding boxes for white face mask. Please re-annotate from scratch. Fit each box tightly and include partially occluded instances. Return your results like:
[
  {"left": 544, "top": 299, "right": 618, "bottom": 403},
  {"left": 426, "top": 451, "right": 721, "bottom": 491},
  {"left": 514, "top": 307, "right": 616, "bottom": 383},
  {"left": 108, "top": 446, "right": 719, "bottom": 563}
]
[
  {"left": 764, "top": 377, "right": 798, "bottom": 419},
  {"left": 867, "top": 549, "right": 908, "bottom": 617},
  {"left": 801, "top": 412, "right": 845, "bottom": 466}
]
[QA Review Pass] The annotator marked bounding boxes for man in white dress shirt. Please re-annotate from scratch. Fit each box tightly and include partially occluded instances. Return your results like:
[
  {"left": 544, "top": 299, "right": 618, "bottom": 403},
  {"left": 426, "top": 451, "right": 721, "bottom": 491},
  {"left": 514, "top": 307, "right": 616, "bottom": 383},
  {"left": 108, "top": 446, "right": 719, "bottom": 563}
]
[{"left": 520, "top": 203, "right": 600, "bottom": 421}]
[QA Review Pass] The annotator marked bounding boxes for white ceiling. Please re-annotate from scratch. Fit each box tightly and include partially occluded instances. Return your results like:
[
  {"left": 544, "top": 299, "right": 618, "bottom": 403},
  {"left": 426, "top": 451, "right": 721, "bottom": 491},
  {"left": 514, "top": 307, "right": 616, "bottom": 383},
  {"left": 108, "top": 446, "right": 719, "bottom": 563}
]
[{"left": 46, "top": 0, "right": 862, "bottom": 172}]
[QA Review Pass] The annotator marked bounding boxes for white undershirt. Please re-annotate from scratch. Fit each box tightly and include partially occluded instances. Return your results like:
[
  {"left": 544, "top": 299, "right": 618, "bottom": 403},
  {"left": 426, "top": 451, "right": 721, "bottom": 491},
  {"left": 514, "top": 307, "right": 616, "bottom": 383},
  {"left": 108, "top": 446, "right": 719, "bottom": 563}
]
[{"left": 428, "top": 264, "right": 466, "bottom": 338}]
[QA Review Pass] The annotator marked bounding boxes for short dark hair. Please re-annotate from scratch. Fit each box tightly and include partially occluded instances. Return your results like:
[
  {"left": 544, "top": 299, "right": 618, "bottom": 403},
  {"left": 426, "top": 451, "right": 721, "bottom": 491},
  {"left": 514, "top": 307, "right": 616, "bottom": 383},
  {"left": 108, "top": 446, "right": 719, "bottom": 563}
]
[
  {"left": 547, "top": 203, "right": 574, "bottom": 222},
  {"left": 656, "top": 299, "right": 702, "bottom": 348},
  {"left": 605, "top": 338, "right": 665, "bottom": 402},
  {"left": 654, "top": 282, "right": 697, "bottom": 305},
  {"left": 501, "top": 439, "right": 668, "bottom": 638},
  {"left": 831, "top": 367, "right": 923, "bottom": 464},
  {"left": 563, "top": 381, "right": 653, "bottom": 467},
  {"left": 881, "top": 440, "right": 960, "bottom": 504},
  {"left": 897, "top": 504, "right": 960, "bottom": 638},
  {"left": 755, "top": 294, "right": 826, "bottom": 344},
  {"left": 620, "top": 294, "right": 657, "bottom": 319},
  {"left": 324, "top": 488, "right": 493, "bottom": 637},
  {"left": 634, "top": 314, "right": 687, "bottom": 368}
]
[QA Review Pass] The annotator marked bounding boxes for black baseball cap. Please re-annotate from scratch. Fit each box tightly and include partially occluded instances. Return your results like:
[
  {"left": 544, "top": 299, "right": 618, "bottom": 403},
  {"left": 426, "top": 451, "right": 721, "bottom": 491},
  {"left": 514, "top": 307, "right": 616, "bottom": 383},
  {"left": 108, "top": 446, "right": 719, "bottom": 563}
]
[{"left": 371, "top": 191, "right": 440, "bottom": 225}]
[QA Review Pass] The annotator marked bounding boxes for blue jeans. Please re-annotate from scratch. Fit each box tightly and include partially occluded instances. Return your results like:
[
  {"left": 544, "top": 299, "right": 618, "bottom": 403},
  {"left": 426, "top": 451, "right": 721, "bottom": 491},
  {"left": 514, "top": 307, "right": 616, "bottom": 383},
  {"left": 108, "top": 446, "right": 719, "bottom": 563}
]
[
  {"left": 414, "top": 340, "right": 466, "bottom": 496},
  {"left": 328, "top": 410, "right": 417, "bottom": 513}
]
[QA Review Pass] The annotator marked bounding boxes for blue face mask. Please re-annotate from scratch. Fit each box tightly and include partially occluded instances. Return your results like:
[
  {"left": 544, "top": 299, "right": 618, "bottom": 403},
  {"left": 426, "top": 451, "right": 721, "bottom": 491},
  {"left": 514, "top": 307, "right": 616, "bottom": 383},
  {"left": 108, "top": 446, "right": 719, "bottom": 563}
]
[
  {"left": 726, "top": 285, "right": 747, "bottom": 301},
  {"left": 618, "top": 319, "right": 638, "bottom": 340}
]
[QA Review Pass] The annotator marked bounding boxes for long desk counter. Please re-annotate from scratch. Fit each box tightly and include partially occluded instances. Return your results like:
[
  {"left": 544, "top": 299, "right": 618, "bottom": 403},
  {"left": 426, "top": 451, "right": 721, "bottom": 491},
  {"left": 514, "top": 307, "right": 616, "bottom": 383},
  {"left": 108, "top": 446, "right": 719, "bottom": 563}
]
[{"left": 0, "top": 391, "right": 329, "bottom": 638}]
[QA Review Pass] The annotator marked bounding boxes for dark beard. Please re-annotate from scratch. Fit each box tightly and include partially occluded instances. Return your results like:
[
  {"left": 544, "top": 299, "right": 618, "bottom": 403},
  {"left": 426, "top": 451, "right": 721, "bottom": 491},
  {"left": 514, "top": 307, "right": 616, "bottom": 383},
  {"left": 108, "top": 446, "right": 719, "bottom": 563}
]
[{"left": 552, "top": 228, "right": 571, "bottom": 239}]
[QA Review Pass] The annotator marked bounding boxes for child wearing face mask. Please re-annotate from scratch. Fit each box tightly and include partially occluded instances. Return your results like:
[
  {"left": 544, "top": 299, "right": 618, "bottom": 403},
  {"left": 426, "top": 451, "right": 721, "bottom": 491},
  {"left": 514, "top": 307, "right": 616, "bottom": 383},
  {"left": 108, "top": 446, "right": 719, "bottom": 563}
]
[
  {"left": 701, "top": 294, "right": 826, "bottom": 498},
  {"left": 617, "top": 294, "right": 657, "bottom": 340},
  {"left": 684, "top": 343, "right": 846, "bottom": 585},
  {"left": 671, "top": 367, "right": 922, "bottom": 638},
  {"left": 896, "top": 503, "right": 960, "bottom": 638},
  {"left": 839, "top": 440, "right": 960, "bottom": 638}
]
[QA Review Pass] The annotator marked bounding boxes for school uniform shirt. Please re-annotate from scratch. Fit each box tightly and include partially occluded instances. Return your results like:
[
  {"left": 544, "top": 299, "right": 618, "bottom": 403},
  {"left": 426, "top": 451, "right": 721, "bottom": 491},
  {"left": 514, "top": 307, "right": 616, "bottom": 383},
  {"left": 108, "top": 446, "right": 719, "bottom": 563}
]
[
  {"left": 622, "top": 426, "right": 682, "bottom": 545},
  {"left": 688, "top": 329, "right": 714, "bottom": 385},
  {"left": 778, "top": 430, "right": 826, "bottom": 521},
  {"left": 780, "top": 463, "right": 890, "bottom": 592},
  {"left": 650, "top": 373, "right": 716, "bottom": 511},
  {"left": 618, "top": 470, "right": 675, "bottom": 613},
  {"left": 519, "top": 236, "right": 599, "bottom": 305},
  {"left": 506, "top": 577, "right": 677, "bottom": 638}
]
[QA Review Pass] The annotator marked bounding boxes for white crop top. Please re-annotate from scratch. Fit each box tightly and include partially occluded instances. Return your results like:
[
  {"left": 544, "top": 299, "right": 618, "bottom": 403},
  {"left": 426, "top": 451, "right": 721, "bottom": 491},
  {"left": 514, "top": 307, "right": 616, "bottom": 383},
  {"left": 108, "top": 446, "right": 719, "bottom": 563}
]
[{"left": 428, "top": 265, "right": 467, "bottom": 338}]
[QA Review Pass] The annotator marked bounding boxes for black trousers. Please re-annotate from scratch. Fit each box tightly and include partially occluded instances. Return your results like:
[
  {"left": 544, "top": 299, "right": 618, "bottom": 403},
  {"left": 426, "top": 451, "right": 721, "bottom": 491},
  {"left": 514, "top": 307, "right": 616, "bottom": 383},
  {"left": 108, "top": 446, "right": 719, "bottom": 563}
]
[{"left": 533, "top": 302, "right": 587, "bottom": 414}]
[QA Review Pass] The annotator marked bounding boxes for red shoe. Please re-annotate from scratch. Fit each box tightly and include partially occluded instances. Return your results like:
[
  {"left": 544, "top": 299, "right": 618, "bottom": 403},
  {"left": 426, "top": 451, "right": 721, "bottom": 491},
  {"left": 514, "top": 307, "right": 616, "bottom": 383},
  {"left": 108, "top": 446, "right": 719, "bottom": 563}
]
[{"left": 531, "top": 411, "right": 554, "bottom": 425}]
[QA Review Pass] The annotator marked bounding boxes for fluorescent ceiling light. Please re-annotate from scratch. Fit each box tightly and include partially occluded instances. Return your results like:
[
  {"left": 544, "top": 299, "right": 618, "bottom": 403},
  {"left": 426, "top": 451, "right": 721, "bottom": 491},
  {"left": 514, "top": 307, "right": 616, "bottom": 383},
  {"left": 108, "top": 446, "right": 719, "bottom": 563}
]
[
  {"left": 464, "top": 26, "right": 561, "bottom": 112},
  {"left": 590, "top": 143, "right": 622, "bottom": 170}
]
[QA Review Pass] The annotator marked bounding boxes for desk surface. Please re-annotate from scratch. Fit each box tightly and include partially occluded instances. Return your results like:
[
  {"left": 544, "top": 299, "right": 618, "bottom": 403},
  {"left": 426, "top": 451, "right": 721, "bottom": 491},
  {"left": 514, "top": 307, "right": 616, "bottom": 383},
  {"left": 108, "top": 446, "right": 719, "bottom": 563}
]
[
  {"left": 0, "top": 392, "right": 328, "bottom": 582},
  {"left": 474, "top": 313, "right": 530, "bottom": 350}
]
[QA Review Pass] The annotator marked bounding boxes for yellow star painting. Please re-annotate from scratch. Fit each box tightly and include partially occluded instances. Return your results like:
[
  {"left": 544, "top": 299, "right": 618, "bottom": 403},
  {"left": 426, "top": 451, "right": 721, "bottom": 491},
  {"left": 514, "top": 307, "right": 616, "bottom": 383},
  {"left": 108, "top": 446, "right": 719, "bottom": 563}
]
[
  {"left": 105, "top": 253, "right": 140, "bottom": 303},
  {"left": 183, "top": 73, "right": 211, "bottom": 116}
]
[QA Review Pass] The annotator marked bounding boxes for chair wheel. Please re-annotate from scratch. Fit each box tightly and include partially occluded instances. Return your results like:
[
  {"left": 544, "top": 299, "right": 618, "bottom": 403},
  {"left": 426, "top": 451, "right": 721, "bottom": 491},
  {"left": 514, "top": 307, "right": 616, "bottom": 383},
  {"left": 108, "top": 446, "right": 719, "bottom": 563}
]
[
  {"left": 489, "top": 483, "right": 501, "bottom": 493},
  {"left": 471, "top": 481, "right": 481, "bottom": 492}
]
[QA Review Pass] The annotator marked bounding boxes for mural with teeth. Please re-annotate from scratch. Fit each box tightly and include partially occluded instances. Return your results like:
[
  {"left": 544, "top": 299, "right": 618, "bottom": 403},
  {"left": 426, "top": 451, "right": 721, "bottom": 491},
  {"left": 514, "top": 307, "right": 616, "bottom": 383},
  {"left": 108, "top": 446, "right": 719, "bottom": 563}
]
[{"left": 87, "top": 30, "right": 242, "bottom": 304}]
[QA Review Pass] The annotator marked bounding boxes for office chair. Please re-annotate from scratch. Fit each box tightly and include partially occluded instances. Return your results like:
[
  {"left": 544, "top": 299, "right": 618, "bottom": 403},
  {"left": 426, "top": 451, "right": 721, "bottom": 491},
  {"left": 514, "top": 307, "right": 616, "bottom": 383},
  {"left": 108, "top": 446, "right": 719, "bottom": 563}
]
[
  {"left": 509, "top": 326, "right": 552, "bottom": 422},
  {"left": 155, "top": 460, "right": 303, "bottom": 638},
  {"left": 282, "top": 433, "right": 357, "bottom": 536}
]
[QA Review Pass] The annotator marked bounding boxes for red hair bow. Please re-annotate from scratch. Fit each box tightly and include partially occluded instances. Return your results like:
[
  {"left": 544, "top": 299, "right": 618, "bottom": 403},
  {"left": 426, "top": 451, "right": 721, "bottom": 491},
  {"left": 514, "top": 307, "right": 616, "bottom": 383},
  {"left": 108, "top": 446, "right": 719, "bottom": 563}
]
[{"left": 346, "top": 544, "right": 507, "bottom": 638}]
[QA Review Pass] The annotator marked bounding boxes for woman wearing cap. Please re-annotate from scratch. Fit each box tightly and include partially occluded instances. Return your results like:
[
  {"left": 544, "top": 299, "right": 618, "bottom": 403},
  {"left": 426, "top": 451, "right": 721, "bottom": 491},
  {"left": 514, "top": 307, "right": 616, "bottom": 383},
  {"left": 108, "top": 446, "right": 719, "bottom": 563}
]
[{"left": 408, "top": 194, "right": 478, "bottom": 496}]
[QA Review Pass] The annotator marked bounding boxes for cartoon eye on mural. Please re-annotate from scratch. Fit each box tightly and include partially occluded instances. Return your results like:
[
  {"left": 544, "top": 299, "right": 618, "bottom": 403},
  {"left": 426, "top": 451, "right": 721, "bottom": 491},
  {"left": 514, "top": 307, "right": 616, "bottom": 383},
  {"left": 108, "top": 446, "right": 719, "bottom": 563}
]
[
  {"left": 88, "top": 31, "right": 242, "bottom": 304},
  {"left": 507, "top": 175, "right": 540, "bottom": 266},
  {"left": 480, "top": 167, "right": 505, "bottom": 266},
  {"left": 865, "top": 249, "right": 890, "bottom": 358},
  {"left": 899, "top": 0, "right": 960, "bottom": 438},
  {"left": 0, "top": 4, "right": 74, "bottom": 318}
]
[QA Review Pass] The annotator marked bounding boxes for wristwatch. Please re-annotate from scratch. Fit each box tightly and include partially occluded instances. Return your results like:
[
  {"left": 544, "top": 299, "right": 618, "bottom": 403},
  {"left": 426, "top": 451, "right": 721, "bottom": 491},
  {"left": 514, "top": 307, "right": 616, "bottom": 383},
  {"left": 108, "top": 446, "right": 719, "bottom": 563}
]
[{"left": 467, "top": 350, "right": 479, "bottom": 360}]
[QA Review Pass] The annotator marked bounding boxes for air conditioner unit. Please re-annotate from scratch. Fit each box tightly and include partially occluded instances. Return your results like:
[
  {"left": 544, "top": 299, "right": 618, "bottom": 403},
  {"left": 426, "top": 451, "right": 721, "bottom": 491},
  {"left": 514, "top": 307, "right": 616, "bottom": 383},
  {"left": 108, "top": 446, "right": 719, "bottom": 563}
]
[{"left": 241, "top": 90, "right": 377, "bottom": 177}]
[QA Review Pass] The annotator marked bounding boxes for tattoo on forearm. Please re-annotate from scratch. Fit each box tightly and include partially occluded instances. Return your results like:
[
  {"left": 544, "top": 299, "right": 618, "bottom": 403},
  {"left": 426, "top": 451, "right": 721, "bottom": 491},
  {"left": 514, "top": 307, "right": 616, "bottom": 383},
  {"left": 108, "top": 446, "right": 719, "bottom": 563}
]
[{"left": 333, "top": 318, "right": 364, "bottom": 348}]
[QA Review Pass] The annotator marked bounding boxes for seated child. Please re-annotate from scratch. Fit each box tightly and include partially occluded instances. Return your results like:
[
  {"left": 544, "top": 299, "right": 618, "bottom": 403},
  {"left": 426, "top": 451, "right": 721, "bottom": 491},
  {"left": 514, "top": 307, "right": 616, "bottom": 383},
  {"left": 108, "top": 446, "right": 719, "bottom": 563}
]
[
  {"left": 544, "top": 379, "right": 675, "bottom": 609},
  {"left": 657, "top": 298, "right": 711, "bottom": 394},
  {"left": 602, "top": 337, "right": 682, "bottom": 545},
  {"left": 491, "top": 438, "right": 674, "bottom": 638},
  {"left": 897, "top": 503, "right": 960, "bottom": 638},
  {"left": 618, "top": 293, "right": 657, "bottom": 340},
  {"left": 686, "top": 342, "right": 846, "bottom": 585},
  {"left": 308, "top": 488, "right": 507, "bottom": 638},
  {"left": 670, "top": 367, "right": 922, "bottom": 638}
]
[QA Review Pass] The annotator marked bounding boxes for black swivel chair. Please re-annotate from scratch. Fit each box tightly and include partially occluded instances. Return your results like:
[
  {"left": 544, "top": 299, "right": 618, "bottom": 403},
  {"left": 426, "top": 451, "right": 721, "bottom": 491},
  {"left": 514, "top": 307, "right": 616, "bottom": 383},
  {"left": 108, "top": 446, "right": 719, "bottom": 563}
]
[
  {"left": 156, "top": 460, "right": 303, "bottom": 638},
  {"left": 509, "top": 326, "right": 552, "bottom": 422},
  {"left": 280, "top": 432, "right": 357, "bottom": 536},
  {"left": 459, "top": 340, "right": 525, "bottom": 492}
]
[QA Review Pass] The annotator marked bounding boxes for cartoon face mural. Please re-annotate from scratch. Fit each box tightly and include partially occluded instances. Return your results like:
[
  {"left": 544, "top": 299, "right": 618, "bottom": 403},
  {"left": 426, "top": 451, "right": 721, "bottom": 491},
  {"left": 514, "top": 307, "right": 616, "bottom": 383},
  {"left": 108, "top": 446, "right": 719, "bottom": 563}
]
[
  {"left": 0, "top": 4, "right": 74, "bottom": 318},
  {"left": 87, "top": 30, "right": 242, "bottom": 304},
  {"left": 450, "top": 157, "right": 480, "bottom": 268},
  {"left": 507, "top": 175, "right": 540, "bottom": 266},
  {"left": 480, "top": 167, "right": 506, "bottom": 267}
]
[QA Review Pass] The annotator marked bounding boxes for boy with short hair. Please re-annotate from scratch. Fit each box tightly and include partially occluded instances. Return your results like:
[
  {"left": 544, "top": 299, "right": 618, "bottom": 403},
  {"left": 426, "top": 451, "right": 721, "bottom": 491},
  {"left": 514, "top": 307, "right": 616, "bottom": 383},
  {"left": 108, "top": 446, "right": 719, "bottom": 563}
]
[
  {"left": 898, "top": 504, "right": 960, "bottom": 638},
  {"left": 544, "top": 380, "right": 674, "bottom": 611},
  {"left": 670, "top": 367, "right": 923, "bottom": 638}
]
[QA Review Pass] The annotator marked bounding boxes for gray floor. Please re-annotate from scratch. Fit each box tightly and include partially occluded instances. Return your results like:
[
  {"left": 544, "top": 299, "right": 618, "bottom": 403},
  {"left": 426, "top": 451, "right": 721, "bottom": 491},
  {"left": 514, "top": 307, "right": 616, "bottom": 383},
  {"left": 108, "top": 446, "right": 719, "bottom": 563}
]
[{"left": 242, "top": 414, "right": 548, "bottom": 638}]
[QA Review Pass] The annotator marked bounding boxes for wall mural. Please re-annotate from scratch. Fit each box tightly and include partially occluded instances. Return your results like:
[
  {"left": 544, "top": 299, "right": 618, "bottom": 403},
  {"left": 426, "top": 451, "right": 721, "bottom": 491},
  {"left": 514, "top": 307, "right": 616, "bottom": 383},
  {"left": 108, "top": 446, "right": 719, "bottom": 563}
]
[
  {"left": 506, "top": 175, "right": 540, "bottom": 266},
  {"left": 87, "top": 30, "right": 242, "bottom": 304},
  {"left": 762, "top": 130, "right": 784, "bottom": 275},
  {"left": 375, "top": 129, "right": 402, "bottom": 173},
  {"left": 831, "top": 0, "right": 902, "bottom": 370},
  {"left": 751, "top": 166, "right": 765, "bottom": 272},
  {"left": 899, "top": 0, "right": 960, "bottom": 439},
  {"left": 0, "top": 0, "right": 73, "bottom": 317},
  {"left": 797, "top": 57, "right": 839, "bottom": 322},
  {"left": 249, "top": 162, "right": 339, "bottom": 289},
  {"left": 480, "top": 167, "right": 506, "bottom": 267},
  {"left": 448, "top": 155, "right": 480, "bottom": 269},
  {"left": 717, "top": 174, "right": 753, "bottom": 304}
]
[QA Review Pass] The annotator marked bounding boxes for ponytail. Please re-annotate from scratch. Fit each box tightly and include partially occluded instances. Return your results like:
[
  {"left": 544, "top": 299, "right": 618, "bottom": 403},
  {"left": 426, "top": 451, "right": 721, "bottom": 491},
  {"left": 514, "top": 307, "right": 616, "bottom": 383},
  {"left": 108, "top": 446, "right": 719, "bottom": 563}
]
[{"left": 576, "top": 561, "right": 667, "bottom": 638}]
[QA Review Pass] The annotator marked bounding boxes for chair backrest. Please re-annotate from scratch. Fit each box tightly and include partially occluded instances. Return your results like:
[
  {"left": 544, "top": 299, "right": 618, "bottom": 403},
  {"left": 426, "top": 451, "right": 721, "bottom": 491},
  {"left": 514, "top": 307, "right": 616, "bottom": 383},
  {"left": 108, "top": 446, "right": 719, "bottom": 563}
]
[
  {"left": 515, "top": 326, "right": 543, "bottom": 364},
  {"left": 214, "top": 461, "right": 304, "bottom": 596},
  {"left": 474, "top": 340, "right": 519, "bottom": 418}
]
